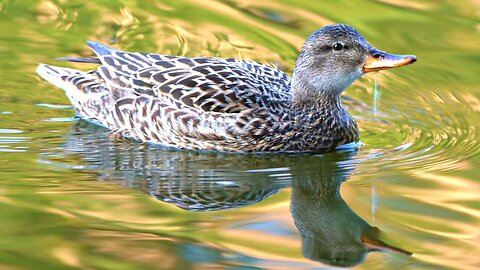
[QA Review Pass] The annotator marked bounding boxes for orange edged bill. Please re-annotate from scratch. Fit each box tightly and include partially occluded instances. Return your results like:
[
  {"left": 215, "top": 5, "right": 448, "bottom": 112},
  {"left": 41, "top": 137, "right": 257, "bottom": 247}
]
[
  {"left": 363, "top": 49, "right": 416, "bottom": 73},
  {"left": 361, "top": 228, "right": 413, "bottom": 256}
]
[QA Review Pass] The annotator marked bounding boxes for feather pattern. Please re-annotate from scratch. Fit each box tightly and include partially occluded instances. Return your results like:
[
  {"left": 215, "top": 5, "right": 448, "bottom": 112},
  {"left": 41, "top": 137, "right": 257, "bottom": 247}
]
[{"left": 37, "top": 40, "right": 359, "bottom": 152}]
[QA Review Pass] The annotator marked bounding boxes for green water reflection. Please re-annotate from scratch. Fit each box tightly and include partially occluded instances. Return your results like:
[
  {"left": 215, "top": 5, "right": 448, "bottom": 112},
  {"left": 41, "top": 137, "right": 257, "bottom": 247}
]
[{"left": 0, "top": 0, "right": 479, "bottom": 269}]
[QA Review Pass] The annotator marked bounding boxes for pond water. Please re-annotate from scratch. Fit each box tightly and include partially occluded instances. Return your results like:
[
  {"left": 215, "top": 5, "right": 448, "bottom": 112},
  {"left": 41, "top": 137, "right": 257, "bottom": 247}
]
[{"left": 1, "top": 0, "right": 479, "bottom": 269}]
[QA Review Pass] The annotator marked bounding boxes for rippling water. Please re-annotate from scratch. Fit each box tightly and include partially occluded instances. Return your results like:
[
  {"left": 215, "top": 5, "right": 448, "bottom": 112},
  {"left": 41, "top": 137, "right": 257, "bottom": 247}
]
[{"left": 0, "top": 1, "right": 479, "bottom": 269}]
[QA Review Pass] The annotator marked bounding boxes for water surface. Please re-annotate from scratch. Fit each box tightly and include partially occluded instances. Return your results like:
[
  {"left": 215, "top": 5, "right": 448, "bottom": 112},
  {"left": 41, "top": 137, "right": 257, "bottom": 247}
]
[{"left": 0, "top": 1, "right": 479, "bottom": 269}]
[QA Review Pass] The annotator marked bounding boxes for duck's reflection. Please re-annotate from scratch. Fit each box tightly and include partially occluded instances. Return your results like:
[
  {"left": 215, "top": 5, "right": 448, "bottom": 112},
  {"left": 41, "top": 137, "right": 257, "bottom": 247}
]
[
  {"left": 289, "top": 153, "right": 411, "bottom": 267},
  {"left": 56, "top": 121, "right": 411, "bottom": 267}
]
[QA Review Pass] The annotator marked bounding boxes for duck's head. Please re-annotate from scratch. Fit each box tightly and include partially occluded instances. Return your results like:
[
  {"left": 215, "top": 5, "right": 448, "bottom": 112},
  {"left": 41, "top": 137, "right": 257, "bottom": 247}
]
[{"left": 292, "top": 24, "right": 416, "bottom": 104}]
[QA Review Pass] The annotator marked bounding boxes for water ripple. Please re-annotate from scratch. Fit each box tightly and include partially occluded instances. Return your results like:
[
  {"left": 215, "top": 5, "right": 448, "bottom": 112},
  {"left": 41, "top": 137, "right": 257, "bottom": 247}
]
[{"left": 352, "top": 84, "right": 480, "bottom": 175}]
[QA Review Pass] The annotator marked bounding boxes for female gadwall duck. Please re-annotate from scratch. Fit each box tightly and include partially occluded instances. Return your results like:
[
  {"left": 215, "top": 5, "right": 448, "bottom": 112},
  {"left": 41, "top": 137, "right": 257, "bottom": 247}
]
[{"left": 36, "top": 24, "right": 416, "bottom": 152}]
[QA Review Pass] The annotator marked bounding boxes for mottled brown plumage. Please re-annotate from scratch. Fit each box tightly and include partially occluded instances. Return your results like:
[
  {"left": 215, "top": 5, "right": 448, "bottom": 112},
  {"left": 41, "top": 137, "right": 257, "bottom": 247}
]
[{"left": 36, "top": 24, "right": 416, "bottom": 152}]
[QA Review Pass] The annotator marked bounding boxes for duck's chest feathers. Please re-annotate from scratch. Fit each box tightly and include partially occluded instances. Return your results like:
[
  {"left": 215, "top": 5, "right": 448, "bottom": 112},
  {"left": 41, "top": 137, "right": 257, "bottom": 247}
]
[{"left": 278, "top": 105, "right": 359, "bottom": 151}]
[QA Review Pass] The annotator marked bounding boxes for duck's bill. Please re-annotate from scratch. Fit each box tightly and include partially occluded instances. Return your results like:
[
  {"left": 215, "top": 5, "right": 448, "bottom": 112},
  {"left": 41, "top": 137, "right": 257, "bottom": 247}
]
[
  {"left": 361, "top": 229, "right": 413, "bottom": 256},
  {"left": 362, "top": 235, "right": 413, "bottom": 256},
  {"left": 362, "top": 50, "right": 416, "bottom": 73}
]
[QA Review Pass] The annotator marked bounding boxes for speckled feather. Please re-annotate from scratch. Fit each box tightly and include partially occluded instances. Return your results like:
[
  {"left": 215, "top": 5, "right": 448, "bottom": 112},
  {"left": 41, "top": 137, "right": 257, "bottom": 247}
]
[{"left": 37, "top": 40, "right": 359, "bottom": 152}]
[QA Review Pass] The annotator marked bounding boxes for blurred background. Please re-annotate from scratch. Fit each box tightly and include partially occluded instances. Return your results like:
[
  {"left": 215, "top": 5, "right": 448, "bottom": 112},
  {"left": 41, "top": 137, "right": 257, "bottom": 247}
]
[{"left": 0, "top": 0, "right": 479, "bottom": 269}]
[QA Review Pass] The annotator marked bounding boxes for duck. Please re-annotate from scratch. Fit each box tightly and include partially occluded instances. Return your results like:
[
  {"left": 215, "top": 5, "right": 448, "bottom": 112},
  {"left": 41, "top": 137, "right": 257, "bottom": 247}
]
[{"left": 36, "top": 24, "right": 416, "bottom": 153}]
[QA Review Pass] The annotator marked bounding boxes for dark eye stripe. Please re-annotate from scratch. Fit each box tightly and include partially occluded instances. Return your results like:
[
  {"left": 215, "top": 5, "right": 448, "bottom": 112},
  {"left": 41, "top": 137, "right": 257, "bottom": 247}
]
[{"left": 317, "top": 45, "right": 332, "bottom": 52}]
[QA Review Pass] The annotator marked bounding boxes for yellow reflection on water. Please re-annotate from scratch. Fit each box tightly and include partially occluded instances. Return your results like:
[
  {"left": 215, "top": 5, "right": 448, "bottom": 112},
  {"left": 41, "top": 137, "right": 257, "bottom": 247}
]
[
  {"left": 53, "top": 246, "right": 80, "bottom": 268},
  {"left": 410, "top": 171, "right": 480, "bottom": 218},
  {"left": 376, "top": 0, "right": 434, "bottom": 11},
  {"left": 190, "top": 0, "right": 305, "bottom": 48}
]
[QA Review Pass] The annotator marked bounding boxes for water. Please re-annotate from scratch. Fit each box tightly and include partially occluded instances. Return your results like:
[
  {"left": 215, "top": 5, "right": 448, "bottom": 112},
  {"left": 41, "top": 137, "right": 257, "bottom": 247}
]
[
  {"left": 373, "top": 74, "right": 380, "bottom": 115},
  {"left": 1, "top": 1, "right": 479, "bottom": 269}
]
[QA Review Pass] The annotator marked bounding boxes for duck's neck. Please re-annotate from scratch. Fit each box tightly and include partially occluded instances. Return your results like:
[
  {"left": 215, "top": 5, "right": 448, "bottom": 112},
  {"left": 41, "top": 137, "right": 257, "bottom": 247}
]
[
  {"left": 291, "top": 74, "right": 343, "bottom": 109},
  {"left": 290, "top": 63, "right": 361, "bottom": 108}
]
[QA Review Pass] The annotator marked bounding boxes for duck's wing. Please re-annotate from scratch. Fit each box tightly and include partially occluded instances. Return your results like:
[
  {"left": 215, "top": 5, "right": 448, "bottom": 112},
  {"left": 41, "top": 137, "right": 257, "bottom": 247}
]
[{"left": 87, "top": 41, "right": 292, "bottom": 113}]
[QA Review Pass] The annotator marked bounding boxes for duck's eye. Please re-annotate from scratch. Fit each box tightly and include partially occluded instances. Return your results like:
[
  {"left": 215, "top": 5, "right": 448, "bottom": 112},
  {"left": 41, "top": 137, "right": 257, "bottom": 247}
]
[{"left": 333, "top": 43, "right": 343, "bottom": 51}]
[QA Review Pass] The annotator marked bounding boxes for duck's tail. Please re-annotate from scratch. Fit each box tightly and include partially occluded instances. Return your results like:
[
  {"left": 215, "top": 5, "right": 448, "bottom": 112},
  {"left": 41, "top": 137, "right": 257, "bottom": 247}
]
[
  {"left": 36, "top": 63, "right": 112, "bottom": 125},
  {"left": 36, "top": 41, "right": 123, "bottom": 126},
  {"left": 37, "top": 64, "right": 85, "bottom": 92}
]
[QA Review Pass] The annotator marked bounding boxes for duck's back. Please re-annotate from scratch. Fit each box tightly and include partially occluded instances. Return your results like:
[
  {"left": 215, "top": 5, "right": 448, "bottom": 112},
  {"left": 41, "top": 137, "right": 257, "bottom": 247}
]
[{"left": 37, "top": 42, "right": 293, "bottom": 151}]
